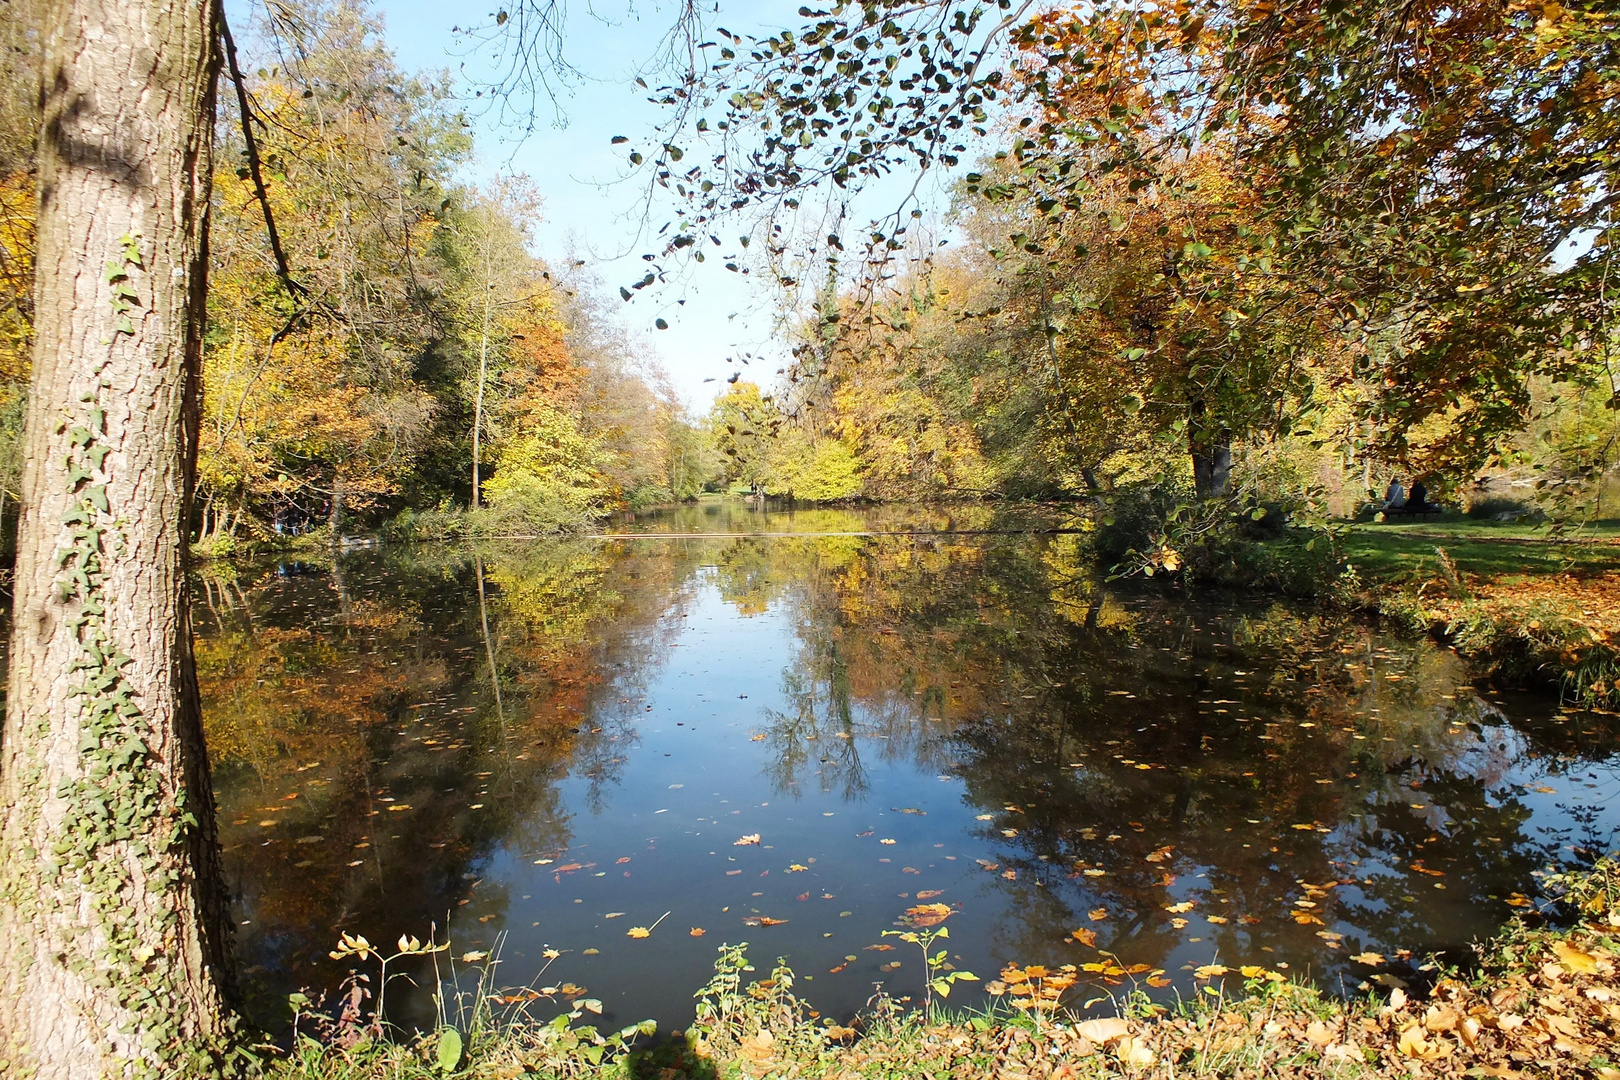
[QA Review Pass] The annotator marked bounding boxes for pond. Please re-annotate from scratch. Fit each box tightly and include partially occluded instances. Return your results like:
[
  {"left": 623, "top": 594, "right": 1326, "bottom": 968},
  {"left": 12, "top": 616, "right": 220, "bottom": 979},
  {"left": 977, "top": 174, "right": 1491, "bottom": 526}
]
[{"left": 196, "top": 502, "right": 1620, "bottom": 1033}]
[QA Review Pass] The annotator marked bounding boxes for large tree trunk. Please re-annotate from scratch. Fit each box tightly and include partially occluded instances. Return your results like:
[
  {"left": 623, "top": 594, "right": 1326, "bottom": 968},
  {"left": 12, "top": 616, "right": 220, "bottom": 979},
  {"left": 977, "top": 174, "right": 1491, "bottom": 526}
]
[
  {"left": 1191, "top": 438, "right": 1232, "bottom": 498},
  {"left": 0, "top": 0, "right": 239, "bottom": 1076}
]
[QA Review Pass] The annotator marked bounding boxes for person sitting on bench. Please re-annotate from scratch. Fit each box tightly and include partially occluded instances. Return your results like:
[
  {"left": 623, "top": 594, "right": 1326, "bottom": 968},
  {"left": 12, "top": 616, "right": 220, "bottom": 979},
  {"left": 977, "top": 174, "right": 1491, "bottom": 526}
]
[
  {"left": 1391, "top": 479, "right": 1441, "bottom": 517},
  {"left": 1381, "top": 479, "right": 1406, "bottom": 513}
]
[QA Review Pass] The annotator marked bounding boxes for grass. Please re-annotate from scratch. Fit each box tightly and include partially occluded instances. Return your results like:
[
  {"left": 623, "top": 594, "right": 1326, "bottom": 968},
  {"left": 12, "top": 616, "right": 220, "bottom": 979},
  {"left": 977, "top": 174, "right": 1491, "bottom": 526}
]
[
  {"left": 1342, "top": 515, "right": 1620, "bottom": 582},
  {"left": 262, "top": 860, "right": 1620, "bottom": 1080},
  {"left": 1322, "top": 515, "right": 1620, "bottom": 706}
]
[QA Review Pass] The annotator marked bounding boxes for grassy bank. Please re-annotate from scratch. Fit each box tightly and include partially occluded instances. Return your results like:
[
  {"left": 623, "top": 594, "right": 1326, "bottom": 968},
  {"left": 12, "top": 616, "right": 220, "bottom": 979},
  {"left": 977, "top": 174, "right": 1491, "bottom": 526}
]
[
  {"left": 1339, "top": 517, "right": 1620, "bottom": 708},
  {"left": 263, "top": 860, "right": 1620, "bottom": 1080}
]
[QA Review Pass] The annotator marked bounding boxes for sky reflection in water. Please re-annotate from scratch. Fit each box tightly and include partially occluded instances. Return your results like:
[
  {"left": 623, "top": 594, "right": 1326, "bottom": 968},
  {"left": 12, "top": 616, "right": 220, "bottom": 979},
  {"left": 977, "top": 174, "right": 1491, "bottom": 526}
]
[{"left": 199, "top": 503, "right": 1620, "bottom": 1033}]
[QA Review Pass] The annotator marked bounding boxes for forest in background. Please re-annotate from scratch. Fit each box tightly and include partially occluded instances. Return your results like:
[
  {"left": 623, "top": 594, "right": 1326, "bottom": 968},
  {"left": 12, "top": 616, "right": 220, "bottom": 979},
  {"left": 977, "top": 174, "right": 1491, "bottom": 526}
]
[
  {"left": 0, "top": 0, "right": 724, "bottom": 553},
  {"left": 0, "top": 0, "right": 1616, "bottom": 560},
  {"left": 703, "top": 0, "right": 1620, "bottom": 547}
]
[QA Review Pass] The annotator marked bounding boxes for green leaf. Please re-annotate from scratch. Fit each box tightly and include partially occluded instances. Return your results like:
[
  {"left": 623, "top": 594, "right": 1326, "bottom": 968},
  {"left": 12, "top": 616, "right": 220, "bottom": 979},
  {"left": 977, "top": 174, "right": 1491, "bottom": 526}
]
[{"left": 436, "top": 1027, "right": 463, "bottom": 1073}]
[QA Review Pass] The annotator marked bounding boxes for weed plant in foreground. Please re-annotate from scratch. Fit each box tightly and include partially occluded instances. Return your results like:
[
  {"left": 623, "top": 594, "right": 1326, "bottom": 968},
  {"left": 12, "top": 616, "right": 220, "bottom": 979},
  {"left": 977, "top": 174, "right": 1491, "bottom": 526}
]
[{"left": 266, "top": 860, "right": 1620, "bottom": 1079}]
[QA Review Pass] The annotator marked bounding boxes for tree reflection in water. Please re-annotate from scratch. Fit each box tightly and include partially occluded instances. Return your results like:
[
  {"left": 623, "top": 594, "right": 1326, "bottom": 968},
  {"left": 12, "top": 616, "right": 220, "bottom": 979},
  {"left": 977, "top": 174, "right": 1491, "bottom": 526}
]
[{"left": 194, "top": 513, "right": 1620, "bottom": 1030}]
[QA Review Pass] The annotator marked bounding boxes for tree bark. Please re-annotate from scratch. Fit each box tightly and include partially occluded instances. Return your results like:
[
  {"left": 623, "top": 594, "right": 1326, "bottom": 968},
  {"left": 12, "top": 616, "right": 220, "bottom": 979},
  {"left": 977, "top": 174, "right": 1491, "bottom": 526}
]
[
  {"left": 328, "top": 472, "right": 345, "bottom": 544},
  {"left": 0, "top": 0, "right": 239, "bottom": 1076},
  {"left": 1191, "top": 438, "right": 1232, "bottom": 498}
]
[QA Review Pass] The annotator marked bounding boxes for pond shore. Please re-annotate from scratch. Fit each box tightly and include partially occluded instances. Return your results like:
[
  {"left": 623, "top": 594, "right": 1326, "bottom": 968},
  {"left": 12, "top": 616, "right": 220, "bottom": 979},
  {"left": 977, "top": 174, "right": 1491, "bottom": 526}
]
[
  {"left": 267, "top": 859, "right": 1619, "bottom": 1080},
  {"left": 1342, "top": 519, "right": 1620, "bottom": 709}
]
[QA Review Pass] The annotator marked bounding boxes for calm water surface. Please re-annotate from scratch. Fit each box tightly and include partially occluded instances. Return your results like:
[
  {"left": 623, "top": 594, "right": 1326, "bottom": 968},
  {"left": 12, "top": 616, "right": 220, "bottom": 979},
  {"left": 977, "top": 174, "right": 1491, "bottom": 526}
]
[{"left": 196, "top": 503, "right": 1620, "bottom": 1031}]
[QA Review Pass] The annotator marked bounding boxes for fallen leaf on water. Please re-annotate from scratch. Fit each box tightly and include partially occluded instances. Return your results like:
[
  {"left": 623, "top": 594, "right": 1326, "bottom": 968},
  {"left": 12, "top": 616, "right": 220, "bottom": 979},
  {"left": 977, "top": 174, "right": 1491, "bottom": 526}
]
[
  {"left": 1070, "top": 927, "right": 1098, "bottom": 947},
  {"left": 866, "top": 944, "right": 895, "bottom": 951},
  {"left": 582, "top": 948, "right": 599, "bottom": 956},
  {"left": 1089, "top": 908, "right": 1108, "bottom": 921},
  {"left": 461, "top": 951, "right": 489, "bottom": 963},
  {"left": 1145, "top": 975, "right": 1173, "bottom": 988},
  {"left": 750, "top": 734, "right": 767, "bottom": 742},
  {"left": 880, "top": 961, "right": 902, "bottom": 972},
  {"left": 616, "top": 857, "right": 631, "bottom": 865},
  {"left": 1170, "top": 918, "right": 1189, "bottom": 929},
  {"left": 880, "top": 838, "right": 897, "bottom": 846},
  {"left": 1206, "top": 915, "right": 1229, "bottom": 924},
  {"left": 689, "top": 928, "right": 706, "bottom": 937},
  {"left": 828, "top": 963, "right": 847, "bottom": 974},
  {"left": 904, "top": 903, "right": 953, "bottom": 928},
  {"left": 627, "top": 927, "right": 651, "bottom": 938},
  {"left": 786, "top": 864, "right": 808, "bottom": 872},
  {"left": 1165, "top": 901, "right": 1195, "bottom": 913},
  {"left": 604, "top": 912, "right": 626, "bottom": 919},
  {"left": 1350, "top": 952, "right": 1385, "bottom": 966},
  {"left": 734, "top": 834, "right": 761, "bottom": 846},
  {"left": 916, "top": 890, "right": 944, "bottom": 900},
  {"left": 725, "top": 869, "right": 742, "bottom": 876},
  {"left": 1194, "top": 964, "right": 1229, "bottom": 979}
]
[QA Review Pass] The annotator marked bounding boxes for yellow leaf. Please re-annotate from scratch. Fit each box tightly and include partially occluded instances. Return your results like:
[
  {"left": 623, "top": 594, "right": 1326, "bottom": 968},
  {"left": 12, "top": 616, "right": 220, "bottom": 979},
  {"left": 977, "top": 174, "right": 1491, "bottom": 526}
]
[
  {"left": 627, "top": 926, "right": 651, "bottom": 938},
  {"left": 1552, "top": 939, "right": 1599, "bottom": 974},
  {"left": 1194, "top": 964, "right": 1229, "bottom": 979}
]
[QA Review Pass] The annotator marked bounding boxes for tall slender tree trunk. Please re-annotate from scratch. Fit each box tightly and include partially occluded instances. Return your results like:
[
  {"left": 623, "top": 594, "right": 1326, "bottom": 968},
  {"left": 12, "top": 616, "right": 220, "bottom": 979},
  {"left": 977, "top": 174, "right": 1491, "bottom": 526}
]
[
  {"left": 0, "top": 1, "right": 240, "bottom": 1076},
  {"left": 328, "top": 472, "right": 346, "bottom": 545},
  {"left": 472, "top": 265, "right": 493, "bottom": 509}
]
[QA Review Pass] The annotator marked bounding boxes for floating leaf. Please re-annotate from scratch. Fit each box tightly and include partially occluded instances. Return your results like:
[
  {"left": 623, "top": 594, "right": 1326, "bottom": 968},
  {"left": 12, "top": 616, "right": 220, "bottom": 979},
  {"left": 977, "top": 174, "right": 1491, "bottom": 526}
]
[
  {"left": 734, "top": 834, "right": 761, "bottom": 846},
  {"left": 627, "top": 926, "right": 651, "bottom": 938}
]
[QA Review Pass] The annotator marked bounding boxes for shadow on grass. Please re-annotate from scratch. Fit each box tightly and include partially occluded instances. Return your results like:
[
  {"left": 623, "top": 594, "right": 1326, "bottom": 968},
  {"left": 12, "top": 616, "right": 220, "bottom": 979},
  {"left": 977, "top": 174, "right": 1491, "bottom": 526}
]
[{"left": 625, "top": 1032, "right": 720, "bottom": 1080}]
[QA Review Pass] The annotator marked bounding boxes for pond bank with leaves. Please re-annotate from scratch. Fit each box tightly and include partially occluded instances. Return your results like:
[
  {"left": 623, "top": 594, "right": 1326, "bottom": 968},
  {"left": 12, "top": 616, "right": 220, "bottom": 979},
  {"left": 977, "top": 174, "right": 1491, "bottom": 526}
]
[
  {"left": 263, "top": 859, "right": 1620, "bottom": 1080},
  {"left": 1337, "top": 522, "right": 1620, "bottom": 710}
]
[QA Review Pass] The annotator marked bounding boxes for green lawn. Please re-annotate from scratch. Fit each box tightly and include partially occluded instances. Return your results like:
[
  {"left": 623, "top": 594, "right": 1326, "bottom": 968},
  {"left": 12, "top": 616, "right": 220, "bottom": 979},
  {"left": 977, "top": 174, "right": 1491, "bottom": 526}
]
[{"left": 1340, "top": 514, "right": 1620, "bottom": 582}]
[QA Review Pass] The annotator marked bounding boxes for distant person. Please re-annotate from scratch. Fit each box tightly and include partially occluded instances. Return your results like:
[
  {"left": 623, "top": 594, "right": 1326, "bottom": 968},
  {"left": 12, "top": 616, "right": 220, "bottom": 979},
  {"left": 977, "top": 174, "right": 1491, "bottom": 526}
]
[
  {"left": 1408, "top": 480, "right": 1430, "bottom": 512},
  {"left": 1381, "top": 479, "right": 1407, "bottom": 512}
]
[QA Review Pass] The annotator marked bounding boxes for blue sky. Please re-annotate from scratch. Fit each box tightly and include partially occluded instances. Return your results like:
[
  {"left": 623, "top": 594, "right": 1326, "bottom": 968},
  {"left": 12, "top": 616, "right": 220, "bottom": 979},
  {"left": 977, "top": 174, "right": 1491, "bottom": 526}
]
[{"left": 365, "top": 0, "right": 815, "bottom": 411}]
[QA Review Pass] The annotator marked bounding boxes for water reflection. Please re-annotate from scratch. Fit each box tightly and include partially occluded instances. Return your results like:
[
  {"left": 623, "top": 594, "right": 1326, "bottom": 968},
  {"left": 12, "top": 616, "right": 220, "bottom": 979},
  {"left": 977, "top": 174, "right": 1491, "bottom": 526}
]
[{"left": 195, "top": 508, "right": 1620, "bottom": 1032}]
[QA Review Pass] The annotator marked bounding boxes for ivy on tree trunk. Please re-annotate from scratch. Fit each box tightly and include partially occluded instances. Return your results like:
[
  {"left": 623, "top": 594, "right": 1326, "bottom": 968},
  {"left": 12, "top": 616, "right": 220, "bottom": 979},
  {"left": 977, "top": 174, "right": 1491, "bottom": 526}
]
[{"left": 0, "top": 0, "right": 241, "bottom": 1076}]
